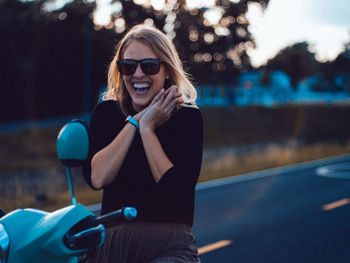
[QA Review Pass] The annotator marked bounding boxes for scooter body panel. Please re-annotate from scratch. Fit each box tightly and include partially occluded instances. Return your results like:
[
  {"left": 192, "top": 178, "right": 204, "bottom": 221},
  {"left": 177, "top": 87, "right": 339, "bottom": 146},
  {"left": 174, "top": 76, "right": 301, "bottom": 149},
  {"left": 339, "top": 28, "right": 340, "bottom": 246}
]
[{"left": 0, "top": 204, "right": 94, "bottom": 263}]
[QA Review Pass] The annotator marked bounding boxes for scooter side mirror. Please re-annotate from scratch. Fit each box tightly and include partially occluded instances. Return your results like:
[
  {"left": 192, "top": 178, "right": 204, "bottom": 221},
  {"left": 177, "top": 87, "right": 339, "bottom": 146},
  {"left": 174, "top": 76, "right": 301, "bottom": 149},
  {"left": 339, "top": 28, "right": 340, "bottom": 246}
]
[
  {"left": 57, "top": 119, "right": 90, "bottom": 167},
  {"left": 57, "top": 119, "right": 91, "bottom": 205}
]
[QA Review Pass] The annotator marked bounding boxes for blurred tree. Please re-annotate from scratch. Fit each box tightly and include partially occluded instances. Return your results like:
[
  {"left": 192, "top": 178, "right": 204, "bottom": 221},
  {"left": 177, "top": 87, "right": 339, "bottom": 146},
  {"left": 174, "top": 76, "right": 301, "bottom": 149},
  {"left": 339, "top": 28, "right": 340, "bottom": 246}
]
[
  {"left": 323, "top": 37, "right": 350, "bottom": 93},
  {"left": 327, "top": 39, "right": 350, "bottom": 76},
  {"left": 0, "top": 0, "right": 45, "bottom": 122},
  {"left": 261, "top": 42, "right": 320, "bottom": 89},
  {"left": 334, "top": 37, "right": 350, "bottom": 67},
  {"left": 0, "top": 0, "right": 118, "bottom": 122},
  {"left": 0, "top": 0, "right": 269, "bottom": 122},
  {"left": 112, "top": 0, "right": 269, "bottom": 85}
]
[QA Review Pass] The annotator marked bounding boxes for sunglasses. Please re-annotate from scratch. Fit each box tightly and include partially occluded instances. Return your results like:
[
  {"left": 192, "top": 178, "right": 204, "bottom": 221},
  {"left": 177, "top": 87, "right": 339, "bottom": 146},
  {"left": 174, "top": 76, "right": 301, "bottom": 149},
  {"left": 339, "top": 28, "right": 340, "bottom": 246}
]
[{"left": 116, "top": 58, "right": 165, "bottom": 76}]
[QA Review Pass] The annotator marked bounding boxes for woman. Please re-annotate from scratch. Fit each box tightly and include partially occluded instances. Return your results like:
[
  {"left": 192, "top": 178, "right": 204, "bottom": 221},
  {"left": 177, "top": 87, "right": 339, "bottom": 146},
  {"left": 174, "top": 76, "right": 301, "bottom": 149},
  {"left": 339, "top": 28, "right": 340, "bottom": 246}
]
[{"left": 83, "top": 24, "right": 203, "bottom": 263}]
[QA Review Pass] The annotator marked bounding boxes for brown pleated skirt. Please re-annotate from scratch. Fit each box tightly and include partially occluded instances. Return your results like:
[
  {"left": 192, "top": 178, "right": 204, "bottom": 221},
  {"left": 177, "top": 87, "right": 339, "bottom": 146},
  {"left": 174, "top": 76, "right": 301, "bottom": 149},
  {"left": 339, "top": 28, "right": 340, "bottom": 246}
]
[{"left": 84, "top": 222, "right": 200, "bottom": 263}]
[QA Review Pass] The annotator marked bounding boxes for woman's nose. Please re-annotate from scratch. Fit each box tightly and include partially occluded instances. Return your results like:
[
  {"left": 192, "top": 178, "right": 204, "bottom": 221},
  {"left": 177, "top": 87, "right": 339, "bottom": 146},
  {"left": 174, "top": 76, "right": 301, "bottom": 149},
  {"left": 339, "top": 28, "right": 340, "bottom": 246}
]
[{"left": 133, "top": 63, "right": 145, "bottom": 77}]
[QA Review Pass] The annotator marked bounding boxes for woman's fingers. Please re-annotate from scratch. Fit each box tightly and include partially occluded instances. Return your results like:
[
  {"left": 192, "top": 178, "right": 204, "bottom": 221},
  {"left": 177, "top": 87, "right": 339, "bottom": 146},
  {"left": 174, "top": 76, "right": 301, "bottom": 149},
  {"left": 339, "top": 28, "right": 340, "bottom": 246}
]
[
  {"left": 158, "top": 86, "right": 183, "bottom": 117},
  {"left": 165, "top": 85, "right": 181, "bottom": 98},
  {"left": 151, "top": 89, "right": 165, "bottom": 105},
  {"left": 163, "top": 96, "right": 183, "bottom": 114},
  {"left": 162, "top": 86, "right": 180, "bottom": 106},
  {"left": 141, "top": 85, "right": 182, "bottom": 129},
  {"left": 164, "top": 84, "right": 176, "bottom": 96},
  {"left": 152, "top": 86, "right": 179, "bottom": 109}
]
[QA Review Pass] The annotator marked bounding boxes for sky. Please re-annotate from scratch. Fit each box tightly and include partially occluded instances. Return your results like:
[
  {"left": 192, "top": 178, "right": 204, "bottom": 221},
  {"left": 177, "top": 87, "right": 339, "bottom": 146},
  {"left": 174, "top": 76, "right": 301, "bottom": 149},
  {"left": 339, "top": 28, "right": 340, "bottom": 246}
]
[{"left": 246, "top": 0, "right": 350, "bottom": 67}]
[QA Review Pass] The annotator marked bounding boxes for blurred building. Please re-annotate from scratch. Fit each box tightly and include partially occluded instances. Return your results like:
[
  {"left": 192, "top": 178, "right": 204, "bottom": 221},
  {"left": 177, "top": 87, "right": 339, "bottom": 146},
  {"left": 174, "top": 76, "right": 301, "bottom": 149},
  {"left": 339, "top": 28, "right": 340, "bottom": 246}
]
[{"left": 196, "top": 70, "right": 350, "bottom": 107}]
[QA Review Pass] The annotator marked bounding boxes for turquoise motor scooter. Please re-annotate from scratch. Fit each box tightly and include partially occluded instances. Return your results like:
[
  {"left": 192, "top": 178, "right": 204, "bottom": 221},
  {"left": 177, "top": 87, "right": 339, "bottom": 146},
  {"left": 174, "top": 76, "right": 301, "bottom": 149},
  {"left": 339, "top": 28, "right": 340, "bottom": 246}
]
[{"left": 0, "top": 120, "right": 137, "bottom": 263}]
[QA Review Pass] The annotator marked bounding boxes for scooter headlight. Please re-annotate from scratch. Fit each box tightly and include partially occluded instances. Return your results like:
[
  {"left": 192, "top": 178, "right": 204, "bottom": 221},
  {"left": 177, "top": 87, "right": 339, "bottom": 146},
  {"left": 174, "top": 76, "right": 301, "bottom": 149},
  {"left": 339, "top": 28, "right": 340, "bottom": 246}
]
[{"left": 0, "top": 224, "right": 9, "bottom": 263}]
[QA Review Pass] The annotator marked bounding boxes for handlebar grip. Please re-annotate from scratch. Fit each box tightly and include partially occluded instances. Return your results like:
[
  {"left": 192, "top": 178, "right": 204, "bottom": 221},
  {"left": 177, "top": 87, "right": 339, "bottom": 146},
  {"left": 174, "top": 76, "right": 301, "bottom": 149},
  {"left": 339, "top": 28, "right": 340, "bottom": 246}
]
[
  {"left": 123, "top": 207, "right": 138, "bottom": 221},
  {"left": 64, "top": 224, "right": 105, "bottom": 250},
  {"left": 93, "top": 207, "right": 137, "bottom": 227}
]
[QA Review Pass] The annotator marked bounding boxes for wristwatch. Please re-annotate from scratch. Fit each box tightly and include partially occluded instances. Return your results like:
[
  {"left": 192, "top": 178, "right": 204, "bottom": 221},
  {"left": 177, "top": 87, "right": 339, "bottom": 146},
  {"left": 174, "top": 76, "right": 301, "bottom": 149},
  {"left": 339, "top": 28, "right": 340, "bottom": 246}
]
[{"left": 126, "top": 115, "right": 139, "bottom": 129}]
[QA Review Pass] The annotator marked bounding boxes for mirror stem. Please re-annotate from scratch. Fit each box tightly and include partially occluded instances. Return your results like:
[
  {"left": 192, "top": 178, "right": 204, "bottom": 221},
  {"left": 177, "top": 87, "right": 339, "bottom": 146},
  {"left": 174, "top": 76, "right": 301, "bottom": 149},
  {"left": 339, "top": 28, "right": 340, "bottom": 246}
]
[{"left": 65, "top": 167, "right": 77, "bottom": 205}]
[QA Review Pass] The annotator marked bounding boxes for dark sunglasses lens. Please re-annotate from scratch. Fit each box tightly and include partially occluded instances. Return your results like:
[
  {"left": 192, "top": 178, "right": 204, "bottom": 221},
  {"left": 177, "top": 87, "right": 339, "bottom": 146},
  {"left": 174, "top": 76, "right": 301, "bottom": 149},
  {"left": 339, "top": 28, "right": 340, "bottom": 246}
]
[
  {"left": 118, "top": 61, "right": 137, "bottom": 75},
  {"left": 117, "top": 59, "right": 162, "bottom": 75},
  {"left": 141, "top": 60, "right": 161, "bottom": 75}
]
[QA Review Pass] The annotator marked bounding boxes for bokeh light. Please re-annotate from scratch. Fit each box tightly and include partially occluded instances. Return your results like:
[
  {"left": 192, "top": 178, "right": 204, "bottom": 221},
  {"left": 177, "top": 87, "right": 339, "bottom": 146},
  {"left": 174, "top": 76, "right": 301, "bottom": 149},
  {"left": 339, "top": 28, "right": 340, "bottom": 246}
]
[{"left": 203, "top": 7, "right": 224, "bottom": 25}]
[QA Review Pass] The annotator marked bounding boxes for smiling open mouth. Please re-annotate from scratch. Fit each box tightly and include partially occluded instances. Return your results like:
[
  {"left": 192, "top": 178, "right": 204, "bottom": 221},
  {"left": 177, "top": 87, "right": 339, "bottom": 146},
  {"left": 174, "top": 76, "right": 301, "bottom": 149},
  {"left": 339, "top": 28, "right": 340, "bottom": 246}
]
[{"left": 133, "top": 83, "right": 151, "bottom": 95}]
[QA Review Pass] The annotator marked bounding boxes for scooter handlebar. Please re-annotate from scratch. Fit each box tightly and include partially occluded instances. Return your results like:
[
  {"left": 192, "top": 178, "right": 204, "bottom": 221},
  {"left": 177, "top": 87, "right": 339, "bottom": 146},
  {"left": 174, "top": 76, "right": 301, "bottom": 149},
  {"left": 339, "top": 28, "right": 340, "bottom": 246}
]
[
  {"left": 92, "top": 207, "right": 137, "bottom": 227},
  {"left": 63, "top": 207, "right": 137, "bottom": 251}
]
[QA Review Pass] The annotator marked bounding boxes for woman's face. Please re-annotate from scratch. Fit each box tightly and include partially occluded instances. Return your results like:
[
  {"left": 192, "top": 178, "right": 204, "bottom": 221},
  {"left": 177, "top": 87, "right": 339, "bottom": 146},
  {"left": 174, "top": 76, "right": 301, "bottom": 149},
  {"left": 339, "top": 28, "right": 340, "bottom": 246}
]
[{"left": 122, "top": 40, "right": 167, "bottom": 112}]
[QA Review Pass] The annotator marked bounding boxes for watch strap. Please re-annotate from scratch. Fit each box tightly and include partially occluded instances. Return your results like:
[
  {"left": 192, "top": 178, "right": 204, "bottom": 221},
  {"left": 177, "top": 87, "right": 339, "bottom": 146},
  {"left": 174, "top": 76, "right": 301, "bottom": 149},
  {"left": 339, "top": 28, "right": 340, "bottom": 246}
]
[{"left": 126, "top": 115, "right": 139, "bottom": 129}]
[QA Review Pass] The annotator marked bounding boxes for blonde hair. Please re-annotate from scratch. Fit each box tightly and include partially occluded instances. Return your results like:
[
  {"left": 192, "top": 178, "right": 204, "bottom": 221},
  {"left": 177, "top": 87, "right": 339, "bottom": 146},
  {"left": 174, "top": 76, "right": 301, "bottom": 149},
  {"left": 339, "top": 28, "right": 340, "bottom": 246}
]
[{"left": 103, "top": 24, "right": 197, "bottom": 115}]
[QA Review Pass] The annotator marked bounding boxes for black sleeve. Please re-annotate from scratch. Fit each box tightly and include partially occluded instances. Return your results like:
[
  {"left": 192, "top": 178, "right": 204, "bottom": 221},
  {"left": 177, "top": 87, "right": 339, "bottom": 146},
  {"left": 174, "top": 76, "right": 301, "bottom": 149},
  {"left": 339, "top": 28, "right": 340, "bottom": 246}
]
[
  {"left": 152, "top": 107, "right": 203, "bottom": 213},
  {"left": 158, "top": 108, "right": 203, "bottom": 187},
  {"left": 82, "top": 101, "right": 125, "bottom": 190}
]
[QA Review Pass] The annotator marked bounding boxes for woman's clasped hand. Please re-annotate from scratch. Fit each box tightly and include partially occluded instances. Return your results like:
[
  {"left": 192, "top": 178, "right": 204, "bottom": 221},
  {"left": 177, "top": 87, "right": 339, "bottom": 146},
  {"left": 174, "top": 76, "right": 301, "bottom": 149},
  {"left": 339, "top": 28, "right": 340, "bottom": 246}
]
[{"left": 137, "top": 86, "right": 184, "bottom": 131}]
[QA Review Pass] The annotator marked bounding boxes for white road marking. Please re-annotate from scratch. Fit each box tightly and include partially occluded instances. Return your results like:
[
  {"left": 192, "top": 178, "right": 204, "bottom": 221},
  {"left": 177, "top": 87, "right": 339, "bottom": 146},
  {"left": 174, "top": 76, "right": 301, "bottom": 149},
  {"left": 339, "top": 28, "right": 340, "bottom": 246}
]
[
  {"left": 198, "top": 240, "right": 233, "bottom": 255},
  {"left": 322, "top": 198, "right": 350, "bottom": 211},
  {"left": 315, "top": 162, "right": 350, "bottom": 179}
]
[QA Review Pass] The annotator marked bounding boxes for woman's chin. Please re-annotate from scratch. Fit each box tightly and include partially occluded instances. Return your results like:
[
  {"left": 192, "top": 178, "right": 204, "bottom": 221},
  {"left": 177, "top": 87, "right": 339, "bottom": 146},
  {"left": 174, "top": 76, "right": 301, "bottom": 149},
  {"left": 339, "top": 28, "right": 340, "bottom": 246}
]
[{"left": 132, "top": 98, "right": 151, "bottom": 112}]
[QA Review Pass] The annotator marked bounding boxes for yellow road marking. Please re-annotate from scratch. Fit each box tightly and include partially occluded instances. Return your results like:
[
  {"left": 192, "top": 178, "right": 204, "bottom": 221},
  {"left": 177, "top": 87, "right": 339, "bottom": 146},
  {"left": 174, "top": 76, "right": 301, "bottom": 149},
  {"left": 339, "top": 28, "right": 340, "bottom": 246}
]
[
  {"left": 198, "top": 240, "right": 233, "bottom": 255},
  {"left": 322, "top": 198, "right": 350, "bottom": 211}
]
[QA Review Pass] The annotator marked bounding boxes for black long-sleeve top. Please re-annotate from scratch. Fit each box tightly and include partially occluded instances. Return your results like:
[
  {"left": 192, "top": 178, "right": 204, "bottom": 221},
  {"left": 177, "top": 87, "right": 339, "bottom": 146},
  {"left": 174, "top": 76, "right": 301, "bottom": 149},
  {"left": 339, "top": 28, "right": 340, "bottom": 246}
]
[{"left": 83, "top": 100, "right": 203, "bottom": 227}]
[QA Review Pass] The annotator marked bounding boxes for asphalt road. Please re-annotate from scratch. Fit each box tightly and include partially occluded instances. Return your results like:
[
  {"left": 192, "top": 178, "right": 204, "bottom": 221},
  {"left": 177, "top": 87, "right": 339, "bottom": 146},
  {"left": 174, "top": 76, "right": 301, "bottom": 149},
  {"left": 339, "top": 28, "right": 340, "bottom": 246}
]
[{"left": 193, "top": 154, "right": 350, "bottom": 263}]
